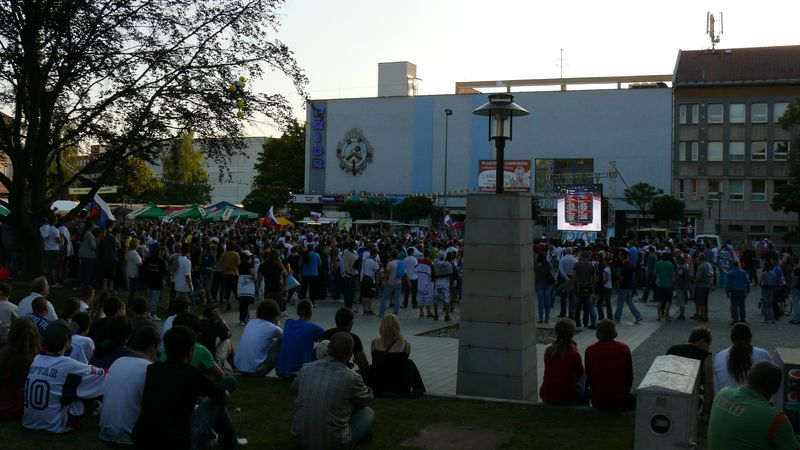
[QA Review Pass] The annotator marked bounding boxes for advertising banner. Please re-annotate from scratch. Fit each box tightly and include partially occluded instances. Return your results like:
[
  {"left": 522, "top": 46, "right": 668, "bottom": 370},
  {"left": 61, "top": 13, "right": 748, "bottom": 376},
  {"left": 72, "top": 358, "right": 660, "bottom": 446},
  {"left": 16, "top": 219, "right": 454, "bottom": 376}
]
[
  {"left": 556, "top": 184, "right": 603, "bottom": 232},
  {"left": 478, "top": 160, "right": 531, "bottom": 193}
]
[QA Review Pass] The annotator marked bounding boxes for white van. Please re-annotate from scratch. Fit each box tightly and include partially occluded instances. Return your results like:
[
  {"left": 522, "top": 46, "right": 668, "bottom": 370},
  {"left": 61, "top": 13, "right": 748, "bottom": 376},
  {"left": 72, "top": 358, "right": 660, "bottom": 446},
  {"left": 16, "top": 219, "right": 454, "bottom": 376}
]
[{"left": 695, "top": 234, "right": 722, "bottom": 248}]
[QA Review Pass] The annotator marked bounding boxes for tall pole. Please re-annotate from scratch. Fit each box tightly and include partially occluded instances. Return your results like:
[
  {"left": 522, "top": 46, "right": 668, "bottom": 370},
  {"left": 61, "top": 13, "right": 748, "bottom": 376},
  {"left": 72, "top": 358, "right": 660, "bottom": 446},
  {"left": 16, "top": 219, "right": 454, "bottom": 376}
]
[
  {"left": 717, "top": 194, "right": 722, "bottom": 235},
  {"left": 495, "top": 138, "right": 506, "bottom": 194},
  {"left": 444, "top": 110, "right": 451, "bottom": 210}
]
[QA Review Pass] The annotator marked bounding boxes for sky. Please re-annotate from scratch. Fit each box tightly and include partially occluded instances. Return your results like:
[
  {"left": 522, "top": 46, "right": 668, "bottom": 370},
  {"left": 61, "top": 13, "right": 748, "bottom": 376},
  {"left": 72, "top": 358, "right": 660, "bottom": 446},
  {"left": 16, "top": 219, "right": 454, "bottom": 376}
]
[{"left": 246, "top": 0, "right": 800, "bottom": 136}]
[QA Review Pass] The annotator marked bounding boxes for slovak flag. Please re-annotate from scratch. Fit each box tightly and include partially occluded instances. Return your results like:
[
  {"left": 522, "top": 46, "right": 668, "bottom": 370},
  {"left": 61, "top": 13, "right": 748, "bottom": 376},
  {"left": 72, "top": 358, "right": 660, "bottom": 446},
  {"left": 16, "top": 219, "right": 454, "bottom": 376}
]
[
  {"left": 444, "top": 214, "right": 456, "bottom": 231},
  {"left": 88, "top": 194, "right": 115, "bottom": 228},
  {"left": 310, "top": 211, "right": 322, "bottom": 222},
  {"left": 265, "top": 206, "right": 279, "bottom": 226}
]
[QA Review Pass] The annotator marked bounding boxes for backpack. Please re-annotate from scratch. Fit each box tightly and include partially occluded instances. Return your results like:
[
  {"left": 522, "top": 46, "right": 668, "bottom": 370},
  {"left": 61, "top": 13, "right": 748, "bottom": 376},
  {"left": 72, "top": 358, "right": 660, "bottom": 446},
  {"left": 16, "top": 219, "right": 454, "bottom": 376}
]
[
  {"left": 433, "top": 259, "right": 453, "bottom": 277},
  {"left": 696, "top": 262, "right": 712, "bottom": 284},
  {"left": 395, "top": 260, "right": 405, "bottom": 279}
]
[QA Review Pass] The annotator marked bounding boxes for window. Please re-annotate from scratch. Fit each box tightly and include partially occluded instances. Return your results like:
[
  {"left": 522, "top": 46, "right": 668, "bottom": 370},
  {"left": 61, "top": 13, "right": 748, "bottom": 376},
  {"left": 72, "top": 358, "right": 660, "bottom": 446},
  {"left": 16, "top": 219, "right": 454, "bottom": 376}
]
[
  {"left": 708, "top": 179, "right": 720, "bottom": 195},
  {"left": 730, "top": 103, "right": 745, "bottom": 123},
  {"left": 774, "top": 102, "right": 789, "bottom": 123},
  {"left": 729, "top": 180, "right": 744, "bottom": 200},
  {"left": 751, "top": 142, "right": 767, "bottom": 161},
  {"left": 729, "top": 142, "right": 745, "bottom": 161},
  {"left": 751, "top": 225, "right": 766, "bottom": 233},
  {"left": 689, "top": 179, "right": 697, "bottom": 200},
  {"left": 679, "top": 141, "right": 698, "bottom": 161},
  {"left": 729, "top": 224, "right": 743, "bottom": 232},
  {"left": 708, "top": 104, "right": 724, "bottom": 123},
  {"left": 751, "top": 103, "right": 768, "bottom": 123},
  {"left": 751, "top": 180, "right": 766, "bottom": 201},
  {"left": 678, "top": 180, "right": 685, "bottom": 200},
  {"left": 679, "top": 104, "right": 699, "bottom": 124},
  {"left": 774, "top": 225, "right": 789, "bottom": 233},
  {"left": 707, "top": 142, "right": 723, "bottom": 161},
  {"left": 775, "top": 141, "right": 790, "bottom": 161}
]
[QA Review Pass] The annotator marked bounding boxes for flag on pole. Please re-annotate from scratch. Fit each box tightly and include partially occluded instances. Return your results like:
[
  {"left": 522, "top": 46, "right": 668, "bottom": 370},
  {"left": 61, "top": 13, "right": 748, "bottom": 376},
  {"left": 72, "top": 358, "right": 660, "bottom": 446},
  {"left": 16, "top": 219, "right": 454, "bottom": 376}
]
[
  {"left": 310, "top": 211, "right": 322, "bottom": 222},
  {"left": 264, "top": 206, "right": 279, "bottom": 226},
  {"left": 444, "top": 214, "right": 456, "bottom": 231},
  {"left": 88, "top": 194, "right": 115, "bottom": 228}
]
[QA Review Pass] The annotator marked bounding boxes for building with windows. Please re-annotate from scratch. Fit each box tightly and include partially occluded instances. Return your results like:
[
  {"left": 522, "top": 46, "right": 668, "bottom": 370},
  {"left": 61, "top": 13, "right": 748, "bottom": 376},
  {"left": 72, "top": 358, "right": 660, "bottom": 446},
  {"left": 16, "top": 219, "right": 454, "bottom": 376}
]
[{"left": 673, "top": 45, "right": 800, "bottom": 241}]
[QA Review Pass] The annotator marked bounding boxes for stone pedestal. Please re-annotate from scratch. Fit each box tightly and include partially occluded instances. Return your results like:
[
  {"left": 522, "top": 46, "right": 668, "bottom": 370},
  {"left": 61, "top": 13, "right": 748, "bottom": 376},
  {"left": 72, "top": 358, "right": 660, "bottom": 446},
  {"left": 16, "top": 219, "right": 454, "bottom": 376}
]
[{"left": 456, "top": 193, "right": 538, "bottom": 401}]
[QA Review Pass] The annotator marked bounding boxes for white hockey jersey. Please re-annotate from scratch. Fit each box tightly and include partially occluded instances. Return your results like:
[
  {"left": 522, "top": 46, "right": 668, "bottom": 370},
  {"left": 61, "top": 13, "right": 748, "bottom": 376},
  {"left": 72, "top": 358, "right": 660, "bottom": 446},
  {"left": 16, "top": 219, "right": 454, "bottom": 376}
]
[{"left": 22, "top": 354, "right": 106, "bottom": 433}]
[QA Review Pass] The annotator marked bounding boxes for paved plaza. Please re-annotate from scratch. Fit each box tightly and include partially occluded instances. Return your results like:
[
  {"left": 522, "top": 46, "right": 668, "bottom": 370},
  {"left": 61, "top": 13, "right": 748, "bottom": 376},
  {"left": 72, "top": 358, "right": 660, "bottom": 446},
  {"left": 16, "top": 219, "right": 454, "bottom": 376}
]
[{"left": 220, "top": 286, "right": 800, "bottom": 399}]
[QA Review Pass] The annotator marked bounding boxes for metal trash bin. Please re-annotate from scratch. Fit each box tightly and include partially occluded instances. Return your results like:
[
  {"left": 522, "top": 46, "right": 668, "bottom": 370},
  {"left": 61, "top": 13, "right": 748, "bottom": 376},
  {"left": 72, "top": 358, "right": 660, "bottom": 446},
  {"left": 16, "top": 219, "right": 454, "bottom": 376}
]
[{"left": 635, "top": 355, "right": 701, "bottom": 450}]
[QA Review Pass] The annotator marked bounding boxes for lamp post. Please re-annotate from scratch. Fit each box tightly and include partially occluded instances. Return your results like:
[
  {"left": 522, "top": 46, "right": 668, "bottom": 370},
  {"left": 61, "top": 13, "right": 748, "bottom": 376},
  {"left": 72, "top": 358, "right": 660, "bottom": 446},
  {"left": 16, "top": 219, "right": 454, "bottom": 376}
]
[
  {"left": 716, "top": 192, "right": 722, "bottom": 235},
  {"left": 472, "top": 94, "right": 529, "bottom": 194},
  {"left": 706, "top": 197, "right": 713, "bottom": 231},
  {"left": 444, "top": 109, "right": 453, "bottom": 211}
]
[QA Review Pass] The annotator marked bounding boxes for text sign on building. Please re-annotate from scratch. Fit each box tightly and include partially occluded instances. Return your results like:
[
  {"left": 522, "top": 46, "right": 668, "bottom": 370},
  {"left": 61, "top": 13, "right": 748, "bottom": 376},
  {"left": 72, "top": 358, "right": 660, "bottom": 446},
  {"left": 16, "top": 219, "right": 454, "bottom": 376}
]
[
  {"left": 478, "top": 160, "right": 531, "bottom": 193},
  {"left": 310, "top": 105, "right": 326, "bottom": 169},
  {"left": 291, "top": 194, "right": 322, "bottom": 204},
  {"left": 68, "top": 186, "right": 118, "bottom": 195}
]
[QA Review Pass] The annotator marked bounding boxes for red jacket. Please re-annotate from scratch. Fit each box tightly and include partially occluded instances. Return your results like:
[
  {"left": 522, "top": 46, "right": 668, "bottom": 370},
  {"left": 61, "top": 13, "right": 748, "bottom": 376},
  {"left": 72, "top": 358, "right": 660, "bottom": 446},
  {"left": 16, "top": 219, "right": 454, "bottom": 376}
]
[
  {"left": 585, "top": 339, "right": 634, "bottom": 410},
  {"left": 540, "top": 345, "right": 584, "bottom": 405}
]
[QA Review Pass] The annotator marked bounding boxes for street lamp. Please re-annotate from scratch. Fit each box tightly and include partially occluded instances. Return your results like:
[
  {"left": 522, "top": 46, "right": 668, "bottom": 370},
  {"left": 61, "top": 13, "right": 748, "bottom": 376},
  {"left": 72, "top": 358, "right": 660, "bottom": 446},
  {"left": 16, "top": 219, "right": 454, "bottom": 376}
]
[
  {"left": 444, "top": 109, "right": 453, "bottom": 211},
  {"left": 706, "top": 198, "right": 713, "bottom": 234},
  {"left": 716, "top": 192, "right": 722, "bottom": 235},
  {"left": 472, "top": 94, "right": 529, "bottom": 194}
]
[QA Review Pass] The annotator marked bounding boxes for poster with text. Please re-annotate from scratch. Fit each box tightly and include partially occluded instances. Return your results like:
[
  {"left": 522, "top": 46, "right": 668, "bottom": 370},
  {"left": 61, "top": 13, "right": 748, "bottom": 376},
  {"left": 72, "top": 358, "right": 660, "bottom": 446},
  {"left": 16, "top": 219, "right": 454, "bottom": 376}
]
[
  {"left": 557, "top": 184, "right": 602, "bottom": 232},
  {"left": 478, "top": 160, "right": 531, "bottom": 192}
]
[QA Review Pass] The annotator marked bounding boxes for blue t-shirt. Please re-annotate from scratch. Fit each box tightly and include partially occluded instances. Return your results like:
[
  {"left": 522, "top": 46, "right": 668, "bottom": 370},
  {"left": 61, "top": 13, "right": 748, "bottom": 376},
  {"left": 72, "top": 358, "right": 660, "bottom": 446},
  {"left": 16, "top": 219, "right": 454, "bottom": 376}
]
[
  {"left": 301, "top": 252, "right": 321, "bottom": 277},
  {"left": 274, "top": 319, "right": 324, "bottom": 377},
  {"left": 628, "top": 247, "right": 639, "bottom": 266}
]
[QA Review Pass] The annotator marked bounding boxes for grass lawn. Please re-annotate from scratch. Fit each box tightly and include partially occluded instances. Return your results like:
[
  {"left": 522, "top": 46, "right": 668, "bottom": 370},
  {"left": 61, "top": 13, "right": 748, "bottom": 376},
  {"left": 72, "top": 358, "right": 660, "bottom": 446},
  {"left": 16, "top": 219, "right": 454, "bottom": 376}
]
[{"left": 1, "top": 282, "right": 636, "bottom": 449}]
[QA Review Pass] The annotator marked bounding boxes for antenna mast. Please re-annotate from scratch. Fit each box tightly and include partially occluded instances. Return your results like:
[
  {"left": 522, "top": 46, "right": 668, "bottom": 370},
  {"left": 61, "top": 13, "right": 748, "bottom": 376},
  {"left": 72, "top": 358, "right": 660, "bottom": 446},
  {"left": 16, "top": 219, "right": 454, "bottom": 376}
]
[{"left": 706, "top": 12, "right": 723, "bottom": 50}]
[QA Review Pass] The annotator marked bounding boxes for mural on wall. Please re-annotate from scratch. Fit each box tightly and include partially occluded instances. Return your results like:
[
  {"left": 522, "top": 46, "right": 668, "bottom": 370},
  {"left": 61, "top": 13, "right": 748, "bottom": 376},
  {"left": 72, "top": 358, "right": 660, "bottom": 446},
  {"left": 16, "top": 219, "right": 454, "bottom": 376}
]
[{"left": 336, "top": 129, "right": 374, "bottom": 176}]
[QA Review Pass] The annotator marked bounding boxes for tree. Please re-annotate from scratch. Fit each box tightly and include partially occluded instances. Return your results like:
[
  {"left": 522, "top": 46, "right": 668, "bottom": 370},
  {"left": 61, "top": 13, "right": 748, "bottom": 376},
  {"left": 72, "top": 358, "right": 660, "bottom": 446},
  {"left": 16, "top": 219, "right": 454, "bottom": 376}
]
[
  {"left": 162, "top": 132, "right": 212, "bottom": 205},
  {"left": 771, "top": 98, "right": 800, "bottom": 227},
  {"left": 650, "top": 195, "right": 685, "bottom": 223},
  {"left": 243, "top": 120, "right": 304, "bottom": 213},
  {"left": 395, "top": 196, "right": 433, "bottom": 222},
  {"left": 623, "top": 182, "right": 664, "bottom": 228},
  {"left": 338, "top": 200, "right": 371, "bottom": 221},
  {"left": 107, "top": 159, "right": 164, "bottom": 203},
  {"left": 0, "top": 0, "right": 307, "bottom": 277}
]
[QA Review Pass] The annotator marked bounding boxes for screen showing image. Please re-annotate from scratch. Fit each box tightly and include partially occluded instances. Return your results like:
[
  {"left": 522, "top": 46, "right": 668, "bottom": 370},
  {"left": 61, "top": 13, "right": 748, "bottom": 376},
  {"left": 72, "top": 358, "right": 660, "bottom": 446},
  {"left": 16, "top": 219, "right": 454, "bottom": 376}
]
[{"left": 556, "top": 184, "right": 602, "bottom": 232}]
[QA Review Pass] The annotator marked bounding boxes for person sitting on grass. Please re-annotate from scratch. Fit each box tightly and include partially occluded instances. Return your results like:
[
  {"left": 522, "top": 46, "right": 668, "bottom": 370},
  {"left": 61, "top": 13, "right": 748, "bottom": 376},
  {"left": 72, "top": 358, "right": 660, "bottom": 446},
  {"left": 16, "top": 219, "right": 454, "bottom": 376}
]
[
  {"left": 91, "top": 315, "right": 136, "bottom": 370},
  {"left": 274, "top": 299, "right": 324, "bottom": 379},
  {"left": 585, "top": 319, "right": 635, "bottom": 412},
  {"left": 235, "top": 299, "right": 283, "bottom": 377},
  {"left": 22, "top": 321, "right": 106, "bottom": 433},
  {"left": 199, "top": 303, "right": 236, "bottom": 370},
  {"left": 708, "top": 361, "right": 800, "bottom": 450},
  {"left": 88, "top": 294, "right": 125, "bottom": 345},
  {"left": 0, "top": 318, "right": 40, "bottom": 420},
  {"left": 291, "top": 332, "right": 375, "bottom": 449},
  {"left": 540, "top": 318, "right": 586, "bottom": 406},
  {"left": 0, "top": 282, "right": 17, "bottom": 347},
  {"left": 164, "top": 313, "right": 231, "bottom": 386},
  {"left": 367, "top": 314, "right": 425, "bottom": 397},
  {"left": 322, "top": 307, "right": 370, "bottom": 374},
  {"left": 27, "top": 297, "right": 52, "bottom": 335},
  {"left": 132, "top": 296, "right": 157, "bottom": 332},
  {"left": 70, "top": 312, "right": 95, "bottom": 362},
  {"left": 132, "top": 325, "right": 247, "bottom": 449},
  {"left": 667, "top": 326, "right": 715, "bottom": 414},
  {"left": 78, "top": 284, "right": 94, "bottom": 313},
  {"left": 99, "top": 326, "right": 161, "bottom": 446},
  {"left": 160, "top": 295, "right": 190, "bottom": 343},
  {"left": 17, "top": 276, "right": 57, "bottom": 321}
]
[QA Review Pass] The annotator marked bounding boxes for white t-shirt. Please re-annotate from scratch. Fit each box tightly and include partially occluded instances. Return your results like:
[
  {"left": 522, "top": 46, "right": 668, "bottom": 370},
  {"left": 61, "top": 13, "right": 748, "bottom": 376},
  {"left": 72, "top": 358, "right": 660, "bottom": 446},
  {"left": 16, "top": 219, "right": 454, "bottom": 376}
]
[
  {"left": 174, "top": 256, "right": 192, "bottom": 292},
  {"left": 603, "top": 266, "right": 613, "bottom": 289},
  {"left": 22, "top": 354, "right": 106, "bottom": 433},
  {"left": 126, "top": 249, "right": 142, "bottom": 278},
  {"left": 360, "top": 257, "right": 380, "bottom": 280},
  {"left": 18, "top": 293, "right": 58, "bottom": 321},
  {"left": 161, "top": 315, "right": 176, "bottom": 340},
  {"left": 40, "top": 224, "right": 61, "bottom": 251},
  {"left": 100, "top": 356, "right": 151, "bottom": 444},
  {"left": 403, "top": 256, "right": 418, "bottom": 281},
  {"left": 79, "top": 300, "right": 90, "bottom": 313},
  {"left": 713, "top": 346, "right": 772, "bottom": 394},
  {"left": 58, "top": 226, "right": 73, "bottom": 256},
  {"left": 66, "top": 343, "right": 88, "bottom": 364},
  {"left": 71, "top": 334, "right": 95, "bottom": 362},
  {"left": 234, "top": 319, "right": 283, "bottom": 373}
]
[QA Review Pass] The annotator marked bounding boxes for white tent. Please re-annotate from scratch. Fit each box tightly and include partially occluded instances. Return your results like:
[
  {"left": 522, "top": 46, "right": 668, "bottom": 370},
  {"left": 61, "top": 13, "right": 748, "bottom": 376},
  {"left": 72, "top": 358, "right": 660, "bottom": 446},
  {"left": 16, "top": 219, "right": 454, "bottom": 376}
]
[{"left": 50, "top": 200, "right": 78, "bottom": 215}]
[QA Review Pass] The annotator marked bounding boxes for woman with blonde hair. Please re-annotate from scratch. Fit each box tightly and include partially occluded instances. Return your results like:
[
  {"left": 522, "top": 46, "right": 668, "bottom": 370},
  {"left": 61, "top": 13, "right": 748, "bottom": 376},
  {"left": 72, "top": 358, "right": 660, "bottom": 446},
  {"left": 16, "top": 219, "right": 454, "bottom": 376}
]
[
  {"left": 539, "top": 318, "right": 587, "bottom": 405},
  {"left": 0, "top": 318, "right": 41, "bottom": 419},
  {"left": 368, "top": 314, "right": 425, "bottom": 397}
]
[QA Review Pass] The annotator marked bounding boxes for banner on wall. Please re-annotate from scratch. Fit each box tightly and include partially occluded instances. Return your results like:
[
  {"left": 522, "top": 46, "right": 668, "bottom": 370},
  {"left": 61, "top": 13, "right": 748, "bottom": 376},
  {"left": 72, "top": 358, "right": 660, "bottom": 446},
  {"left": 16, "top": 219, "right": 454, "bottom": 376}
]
[{"left": 478, "top": 160, "right": 531, "bottom": 193}]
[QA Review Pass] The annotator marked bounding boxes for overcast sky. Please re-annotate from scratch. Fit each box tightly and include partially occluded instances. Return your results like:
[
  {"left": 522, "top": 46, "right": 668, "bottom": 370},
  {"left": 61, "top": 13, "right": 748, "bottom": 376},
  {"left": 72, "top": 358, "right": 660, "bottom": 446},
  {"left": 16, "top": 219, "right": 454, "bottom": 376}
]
[{"left": 246, "top": 0, "right": 800, "bottom": 136}]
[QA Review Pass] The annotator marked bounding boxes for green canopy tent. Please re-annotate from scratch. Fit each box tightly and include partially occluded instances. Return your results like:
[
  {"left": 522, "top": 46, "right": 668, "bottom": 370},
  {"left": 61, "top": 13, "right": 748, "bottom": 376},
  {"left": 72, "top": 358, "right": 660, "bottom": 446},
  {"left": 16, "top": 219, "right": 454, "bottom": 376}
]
[
  {"left": 201, "top": 206, "right": 234, "bottom": 223},
  {"left": 0, "top": 204, "right": 9, "bottom": 217},
  {"left": 126, "top": 203, "right": 168, "bottom": 220},
  {"left": 228, "top": 208, "right": 259, "bottom": 220},
  {"left": 166, "top": 204, "right": 207, "bottom": 221}
]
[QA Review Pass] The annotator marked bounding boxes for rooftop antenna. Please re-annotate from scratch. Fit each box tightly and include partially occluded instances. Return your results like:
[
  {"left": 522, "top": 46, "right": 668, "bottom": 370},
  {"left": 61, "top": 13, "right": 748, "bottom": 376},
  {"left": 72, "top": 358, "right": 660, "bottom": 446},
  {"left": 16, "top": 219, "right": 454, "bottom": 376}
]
[{"left": 706, "top": 12, "right": 723, "bottom": 50}]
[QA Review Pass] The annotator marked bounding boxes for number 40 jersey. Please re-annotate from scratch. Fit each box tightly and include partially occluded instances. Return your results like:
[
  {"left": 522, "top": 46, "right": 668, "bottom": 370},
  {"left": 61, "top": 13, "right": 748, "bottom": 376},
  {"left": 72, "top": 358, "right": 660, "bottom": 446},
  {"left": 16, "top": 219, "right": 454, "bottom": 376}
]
[{"left": 22, "top": 354, "right": 106, "bottom": 433}]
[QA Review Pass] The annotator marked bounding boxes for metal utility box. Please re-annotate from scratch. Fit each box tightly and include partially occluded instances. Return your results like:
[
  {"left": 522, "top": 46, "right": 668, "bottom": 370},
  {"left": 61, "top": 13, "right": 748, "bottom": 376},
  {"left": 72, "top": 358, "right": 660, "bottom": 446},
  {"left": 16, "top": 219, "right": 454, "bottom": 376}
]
[
  {"left": 635, "top": 355, "right": 701, "bottom": 450},
  {"left": 775, "top": 347, "right": 800, "bottom": 438}
]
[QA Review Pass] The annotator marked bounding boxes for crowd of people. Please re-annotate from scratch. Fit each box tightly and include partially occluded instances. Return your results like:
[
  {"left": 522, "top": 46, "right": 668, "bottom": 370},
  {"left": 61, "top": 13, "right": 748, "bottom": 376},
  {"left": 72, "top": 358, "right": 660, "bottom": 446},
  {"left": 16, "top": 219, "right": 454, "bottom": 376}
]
[{"left": 0, "top": 212, "right": 799, "bottom": 448}]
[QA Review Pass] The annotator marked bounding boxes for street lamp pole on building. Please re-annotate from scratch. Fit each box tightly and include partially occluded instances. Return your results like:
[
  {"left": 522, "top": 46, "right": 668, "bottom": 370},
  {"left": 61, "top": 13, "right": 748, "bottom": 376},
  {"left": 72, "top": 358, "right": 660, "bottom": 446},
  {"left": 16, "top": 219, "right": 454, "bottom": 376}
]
[
  {"left": 444, "top": 109, "right": 452, "bottom": 211},
  {"left": 472, "top": 94, "right": 529, "bottom": 194},
  {"left": 716, "top": 193, "right": 722, "bottom": 235}
]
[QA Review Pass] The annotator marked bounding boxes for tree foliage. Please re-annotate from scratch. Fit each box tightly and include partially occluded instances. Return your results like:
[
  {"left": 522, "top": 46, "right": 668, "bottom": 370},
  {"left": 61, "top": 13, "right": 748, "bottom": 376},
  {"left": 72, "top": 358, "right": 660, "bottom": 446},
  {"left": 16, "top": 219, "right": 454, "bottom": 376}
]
[
  {"left": 107, "top": 159, "right": 164, "bottom": 203},
  {"left": 623, "top": 182, "right": 664, "bottom": 216},
  {"left": 772, "top": 98, "right": 800, "bottom": 224},
  {"left": 0, "top": 0, "right": 306, "bottom": 276},
  {"left": 243, "top": 120, "right": 304, "bottom": 213},
  {"left": 650, "top": 195, "right": 685, "bottom": 223},
  {"left": 162, "top": 132, "right": 212, "bottom": 204},
  {"left": 338, "top": 200, "right": 371, "bottom": 221},
  {"left": 395, "top": 196, "right": 433, "bottom": 222}
]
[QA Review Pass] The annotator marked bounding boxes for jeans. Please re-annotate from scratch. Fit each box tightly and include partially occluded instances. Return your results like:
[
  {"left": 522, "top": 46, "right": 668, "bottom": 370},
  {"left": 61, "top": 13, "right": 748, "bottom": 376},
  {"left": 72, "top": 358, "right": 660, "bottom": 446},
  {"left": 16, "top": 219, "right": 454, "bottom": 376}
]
[
  {"left": 614, "top": 289, "right": 642, "bottom": 323},
  {"left": 349, "top": 406, "right": 376, "bottom": 449},
  {"left": 147, "top": 288, "right": 161, "bottom": 316},
  {"left": 536, "top": 282, "right": 552, "bottom": 322},
  {"left": 191, "top": 398, "right": 237, "bottom": 450},
  {"left": 762, "top": 289, "right": 775, "bottom": 321},
  {"left": 729, "top": 290, "right": 746, "bottom": 323},
  {"left": 571, "top": 292, "right": 597, "bottom": 327},
  {"left": 380, "top": 283, "right": 402, "bottom": 316},
  {"left": 343, "top": 276, "right": 358, "bottom": 308},
  {"left": 128, "top": 277, "right": 139, "bottom": 308},
  {"left": 597, "top": 287, "right": 613, "bottom": 320},
  {"left": 641, "top": 273, "right": 656, "bottom": 302},
  {"left": 792, "top": 289, "right": 800, "bottom": 322},
  {"left": 719, "top": 269, "right": 729, "bottom": 288},
  {"left": 403, "top": 279, "right": 418, "bottom": 307},
  {"left": 79, "top": 257, "right": 96, "bottom": 287}
]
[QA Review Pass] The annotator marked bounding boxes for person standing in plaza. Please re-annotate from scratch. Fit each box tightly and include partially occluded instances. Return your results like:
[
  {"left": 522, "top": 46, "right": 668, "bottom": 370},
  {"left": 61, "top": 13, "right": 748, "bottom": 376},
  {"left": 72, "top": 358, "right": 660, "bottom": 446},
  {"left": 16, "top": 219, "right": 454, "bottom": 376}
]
[
  {"left": 640, "top": 247, "right": 658, "bottom": 303},
  {"left": 359, "top": 248, "right": 380, "bottom": 315},
  {"left": 557, "top": 248, "right": 578, "bottom": 319},
  {"left": 534, "top": 253, "right": 555, "bottom": 324},
  {"left": 173, "top": 243, "right": 194, "bottom": 313},
  {"left": 220, "top": 242, "right": 240, "bottom": 312},
  {"left": 726, "top": 261, "right": 750, "bottom": 325},
  {"left": 674, "top": 252, "right": 690, "bottom": 320},
  {"left": 653, "top": 252, "right": 675, "bottom": 321},
  {"left": 402, "top": 247, "right": 419, "bottom": 309},
  {"left": 571, "top": 251, "right": 596, "bottom": 329},
  {"left": 341, "top": 241, "right": 359, "bottom": 310},
  {"left": 760, "top": 260, "right": 779, "bottom": 324},
  {"left": 416, "top": 249, "right": 435, "bottom": 319},
  {"left": 789, "top": 259, "right": 800, "bottom": 325},
  {"left": 693, "top": 253, "right": 713, "bottom": 322},
  {"left": 300, "top": 244, "right": 321, "bottom": 304},
  {"left": 614, "top": 249, "right": 642, "bottom": 324},
  {"left": 596, "top": 256, "right": 613, "bottom": 321},
  {"left": 40, "top": 216, "right": 63, "bottom": 287},
  {"left": 379, "top": 251, "right": 402, "bottom": 317}
]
